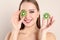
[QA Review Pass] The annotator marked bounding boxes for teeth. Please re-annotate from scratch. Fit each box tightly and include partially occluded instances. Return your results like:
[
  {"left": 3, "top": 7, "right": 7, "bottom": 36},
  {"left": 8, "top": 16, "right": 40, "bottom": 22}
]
[{"left": 24, "top": 19, "right": 32, "bottom": 23}]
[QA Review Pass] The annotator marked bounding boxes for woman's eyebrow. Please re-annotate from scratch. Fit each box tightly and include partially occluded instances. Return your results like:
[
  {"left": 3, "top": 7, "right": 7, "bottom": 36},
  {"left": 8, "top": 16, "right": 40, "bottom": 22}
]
[{"left": 29, "top": 9, "right": 35, "bottom": 11}]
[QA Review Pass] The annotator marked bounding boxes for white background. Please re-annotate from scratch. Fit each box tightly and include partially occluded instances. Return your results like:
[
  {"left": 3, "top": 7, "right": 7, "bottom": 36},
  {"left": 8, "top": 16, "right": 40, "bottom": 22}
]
[{"left": 0, "top": 0, "right": 60, "bottom": 40}]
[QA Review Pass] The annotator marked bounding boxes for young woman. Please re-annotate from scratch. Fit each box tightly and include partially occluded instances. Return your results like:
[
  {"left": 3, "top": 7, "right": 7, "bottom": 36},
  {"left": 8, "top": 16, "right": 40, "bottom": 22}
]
[{"left": 5, "top": 0, "right": 56, "bottom": 40}]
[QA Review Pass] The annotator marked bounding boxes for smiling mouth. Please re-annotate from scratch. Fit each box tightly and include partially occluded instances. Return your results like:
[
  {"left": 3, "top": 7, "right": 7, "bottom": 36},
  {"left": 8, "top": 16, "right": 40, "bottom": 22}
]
[{"left": 24, "top": 19, "right": 32, "bottom": 23}]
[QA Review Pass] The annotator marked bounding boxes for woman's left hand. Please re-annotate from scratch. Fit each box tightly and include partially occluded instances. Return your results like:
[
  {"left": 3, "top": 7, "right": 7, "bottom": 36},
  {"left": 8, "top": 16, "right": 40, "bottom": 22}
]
[{"left": 40, "top": 16, "right": 55, "bottom": 32}]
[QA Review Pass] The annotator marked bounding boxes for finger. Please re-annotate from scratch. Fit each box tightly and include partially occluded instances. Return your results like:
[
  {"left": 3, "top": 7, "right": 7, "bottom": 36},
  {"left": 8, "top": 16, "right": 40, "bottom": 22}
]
[
  {"left": 43, "top": 16, "right": 54, "bottom": 31},
  {"left": 46, "top": 15, "right": 51, "bottom": 27},
  {"left": 47, "top": 16, "right": 54, "bottom": 28},
  {"left": 18, "top": 16, "right": 25, "bottom": 24},
  {"left": 50, "top": 20, "right": 55, "bottom": 26},
  {"left": 42, "top": 17, "right": 47, "bottom": 29},
  {"left": 13, "top": 10, "right": 20, "bottom": 21},
  {"left": 49, "top": 16, "right": 53, "bottom": 26},
  {"left": 47, "top": 14, "right": 51, "bottom": 24},
  {"left": 47, "top": 18, "right": 49, "bottom": 27},
  {"left": 11, "top": 10, "right": 20, "bottom": 21},
  {"left": 49, "top": 16, "right": 55, "bottom": 26},
  {"left": 11, "top": 10, "right": 20, "bottom": 25}
]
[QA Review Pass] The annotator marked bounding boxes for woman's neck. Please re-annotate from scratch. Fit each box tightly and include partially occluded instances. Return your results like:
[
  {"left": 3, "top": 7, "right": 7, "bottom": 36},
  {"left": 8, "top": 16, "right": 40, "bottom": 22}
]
[
  {"left": 20, "top": 23, "right": 39, "bottom": 35},
  {"left": 24, "top": 23, "right": 39, "bottom": 33}
]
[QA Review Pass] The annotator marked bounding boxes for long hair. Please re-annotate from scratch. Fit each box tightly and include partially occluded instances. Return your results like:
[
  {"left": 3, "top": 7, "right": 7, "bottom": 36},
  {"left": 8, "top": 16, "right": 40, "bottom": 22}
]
[{"left": 19, "top": 0, "right": 41, "bottom": 30}]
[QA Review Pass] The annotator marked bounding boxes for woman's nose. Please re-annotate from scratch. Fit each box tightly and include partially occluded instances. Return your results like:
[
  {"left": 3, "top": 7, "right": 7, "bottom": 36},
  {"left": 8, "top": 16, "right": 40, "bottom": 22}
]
[{"left": 25, "top": 13, "right": 30, "bottom": 18}]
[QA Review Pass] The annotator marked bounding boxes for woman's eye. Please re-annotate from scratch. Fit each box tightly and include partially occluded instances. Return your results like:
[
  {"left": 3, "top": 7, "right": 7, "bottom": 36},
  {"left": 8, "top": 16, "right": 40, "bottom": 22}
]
[{"left": 29, "top": 11, "right": 34, "bottom": 13}]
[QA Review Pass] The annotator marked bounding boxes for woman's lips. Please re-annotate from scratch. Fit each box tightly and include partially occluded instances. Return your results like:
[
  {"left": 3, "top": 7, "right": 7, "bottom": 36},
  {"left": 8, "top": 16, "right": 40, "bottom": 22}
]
[{"left": 24, "top": 19, "right": 32, "bottom": 23}]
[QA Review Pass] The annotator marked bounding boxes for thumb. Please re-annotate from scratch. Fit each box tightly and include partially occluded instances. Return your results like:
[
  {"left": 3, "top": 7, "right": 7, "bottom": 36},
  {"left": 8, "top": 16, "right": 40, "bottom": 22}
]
[
  {"left": 42, "top": 18, "right": 47, "bottom": 29},
  {"left": 19, "top": 17, "right": 25, "bottom": 23},
  {"left": 18, "top": 17, "right": 25, "bottom": 28}
]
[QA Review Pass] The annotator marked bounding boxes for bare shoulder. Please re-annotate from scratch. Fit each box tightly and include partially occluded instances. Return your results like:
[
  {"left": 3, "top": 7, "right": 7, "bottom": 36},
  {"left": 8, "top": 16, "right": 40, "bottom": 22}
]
[
  {"left": 46, "top": 32, "right": 56, "bottom": 40},
  {"left": 5, "top": 32, "right": 11, "bottom": 40}
]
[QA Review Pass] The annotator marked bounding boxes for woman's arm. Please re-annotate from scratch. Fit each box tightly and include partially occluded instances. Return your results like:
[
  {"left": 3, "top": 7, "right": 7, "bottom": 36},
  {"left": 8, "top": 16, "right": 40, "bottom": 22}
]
[
  {"left": 5, "top": 10, "right": 25, "bottom": 40},
  {"left": 5, "top": 30, "right": 19, "bottom": 40},
  {"left": 9, "top": 30, "right": 19, "bottom": 40},
  {"left": 5, "top": 32, "right": 11, "bottom": 40},
  {"left": 38, "top": 16, "right": 55, "bottom": 40},
  {"left": 38, "top": 30, "right": 46, "bottom": 40}
]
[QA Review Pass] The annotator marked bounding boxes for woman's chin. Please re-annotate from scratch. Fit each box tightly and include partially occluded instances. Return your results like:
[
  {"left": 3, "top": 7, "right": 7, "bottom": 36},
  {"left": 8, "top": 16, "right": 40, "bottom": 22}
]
[{"left": 24, "top": 23, "right": 33, "bottom": 27}]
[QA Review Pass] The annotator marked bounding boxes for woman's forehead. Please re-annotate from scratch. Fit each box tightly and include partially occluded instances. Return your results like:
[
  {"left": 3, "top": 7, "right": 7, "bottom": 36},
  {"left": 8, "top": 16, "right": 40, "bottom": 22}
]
[{"left": 20, "top": 2, "right": 37, "bottom": 11}]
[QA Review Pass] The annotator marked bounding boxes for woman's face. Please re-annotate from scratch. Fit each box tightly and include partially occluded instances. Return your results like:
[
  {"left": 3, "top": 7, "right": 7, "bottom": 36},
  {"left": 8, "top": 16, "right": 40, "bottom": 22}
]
[{"left": 20, "top": 2, "right": 39, "bottom": 27}]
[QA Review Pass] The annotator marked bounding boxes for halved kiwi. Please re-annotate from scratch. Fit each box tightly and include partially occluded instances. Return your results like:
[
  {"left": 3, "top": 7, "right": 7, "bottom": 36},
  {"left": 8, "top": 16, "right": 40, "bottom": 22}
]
[
  {"left": 20, "top": 9, "right": 27, "bottom": 17},
  {"left": 43, "top": 12, "right": 50, "bottom": 19}
]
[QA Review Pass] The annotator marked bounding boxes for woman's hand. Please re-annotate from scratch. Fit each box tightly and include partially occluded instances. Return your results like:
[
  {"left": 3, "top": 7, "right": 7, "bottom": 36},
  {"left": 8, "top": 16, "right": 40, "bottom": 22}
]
[
  {"left": 11, "top": 10, "right": 25, "bottom": 31},
  {"left": 9, "top": 10, "right": 25, "bottom": 40},
  {"left": 38, "top": 16, "right": 55, "bottom": 40},
  {"left": 40, "top": 16, "right": 55, "bottom": 32}
]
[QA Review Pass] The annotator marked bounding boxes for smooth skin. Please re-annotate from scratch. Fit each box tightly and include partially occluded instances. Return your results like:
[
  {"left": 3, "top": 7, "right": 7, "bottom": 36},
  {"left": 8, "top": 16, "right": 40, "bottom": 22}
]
[{"left": 5, "top": 2, "right": 56, "bottom": 40}]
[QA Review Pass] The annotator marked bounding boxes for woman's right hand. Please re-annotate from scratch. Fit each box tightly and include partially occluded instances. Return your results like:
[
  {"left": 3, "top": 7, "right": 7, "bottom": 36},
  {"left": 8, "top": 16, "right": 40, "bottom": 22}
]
[{"left": 11, "top": 10, "right": 25, "bottom": 31}]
